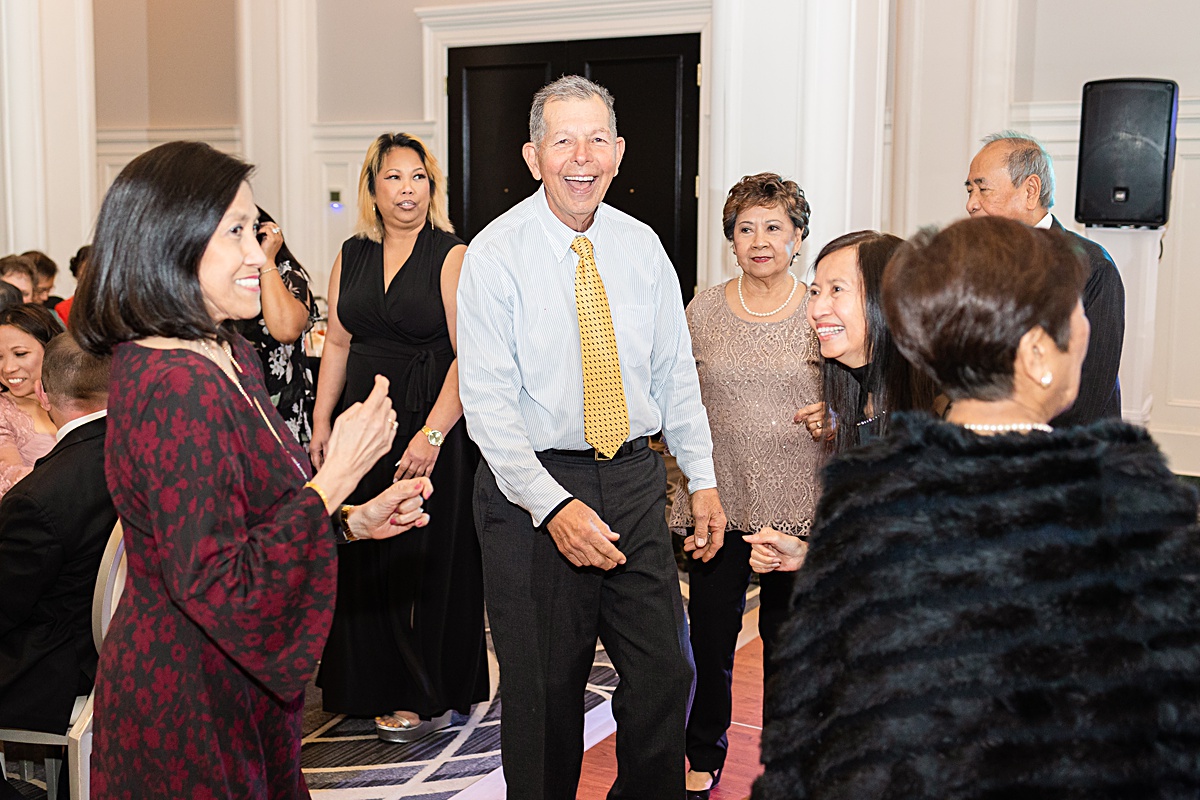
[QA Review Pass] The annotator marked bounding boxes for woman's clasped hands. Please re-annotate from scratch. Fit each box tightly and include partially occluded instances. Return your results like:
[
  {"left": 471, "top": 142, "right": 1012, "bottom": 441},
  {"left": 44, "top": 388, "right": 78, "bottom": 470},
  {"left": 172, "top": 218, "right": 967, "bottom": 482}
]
[
  {"left": 744, "top": 526, "right": 809, "bottom": 574},
  {"left": 312, "top": 374, "right": 434, "bottom": 539}
]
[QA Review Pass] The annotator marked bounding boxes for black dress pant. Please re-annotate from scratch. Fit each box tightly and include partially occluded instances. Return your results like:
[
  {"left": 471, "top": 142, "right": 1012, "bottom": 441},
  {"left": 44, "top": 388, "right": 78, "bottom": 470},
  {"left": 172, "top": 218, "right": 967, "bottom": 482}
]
[
  {"left": 475, "top": 447, "right": 695, "bottom": 800},
  {"left": 685, "top": 529, "right": 797, "bottom": 774},
  {"left": 0, "top": 778, "right": 22, "bottom": 800}
]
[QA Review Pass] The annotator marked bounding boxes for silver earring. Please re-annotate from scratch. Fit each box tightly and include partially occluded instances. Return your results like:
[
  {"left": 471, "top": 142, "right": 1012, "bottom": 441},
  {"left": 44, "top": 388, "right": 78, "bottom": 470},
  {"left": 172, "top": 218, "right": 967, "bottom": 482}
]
[{"left": 1040, "top": 373, "right": 1053, "bottom": 388}]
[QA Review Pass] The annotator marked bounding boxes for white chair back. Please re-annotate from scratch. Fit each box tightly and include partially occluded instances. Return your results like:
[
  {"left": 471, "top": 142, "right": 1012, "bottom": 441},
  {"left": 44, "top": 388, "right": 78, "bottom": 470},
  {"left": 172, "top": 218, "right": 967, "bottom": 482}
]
[
  {"left": 91, "top": 521, "right": 126, "bottom": 651},
  {"left": 2, "top": 519, "right": 126, "bottom": 800}
]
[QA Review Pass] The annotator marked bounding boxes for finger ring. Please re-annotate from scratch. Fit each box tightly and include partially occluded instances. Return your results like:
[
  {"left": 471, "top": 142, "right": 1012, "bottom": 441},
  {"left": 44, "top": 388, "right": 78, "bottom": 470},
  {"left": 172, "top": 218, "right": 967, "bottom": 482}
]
[
  {"left": 390, "top": 420, "right": 399, "bottom": 431},
  {"left": 272, "top": 227, "right": 281, "bottom": 234},
  {"left": 816, "top": 421, "right": 822, "bottom": 429}
]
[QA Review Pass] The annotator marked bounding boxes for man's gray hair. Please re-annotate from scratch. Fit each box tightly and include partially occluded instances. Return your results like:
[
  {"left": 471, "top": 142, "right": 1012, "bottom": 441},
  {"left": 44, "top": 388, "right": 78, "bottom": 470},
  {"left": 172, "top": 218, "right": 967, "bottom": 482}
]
[
  {"left": 981, "top": 130, "right": 1055, "bottom": 209},
  {"left": 529, "top": 75, "right": 618, "bottom": 146}
]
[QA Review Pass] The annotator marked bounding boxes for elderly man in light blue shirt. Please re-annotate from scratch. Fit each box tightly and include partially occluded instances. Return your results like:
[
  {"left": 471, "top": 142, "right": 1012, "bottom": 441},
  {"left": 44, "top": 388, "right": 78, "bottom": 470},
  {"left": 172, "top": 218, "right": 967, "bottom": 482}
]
[{"left": 458, "top": 75, "right": 726, "bottom": 799}]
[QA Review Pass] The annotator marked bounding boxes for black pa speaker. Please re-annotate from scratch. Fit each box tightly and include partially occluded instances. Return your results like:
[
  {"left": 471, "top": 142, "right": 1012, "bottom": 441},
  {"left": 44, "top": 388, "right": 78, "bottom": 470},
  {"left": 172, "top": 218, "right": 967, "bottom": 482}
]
[{"left": 1075, "top": 78, "right": 1178, "bottom": 228}]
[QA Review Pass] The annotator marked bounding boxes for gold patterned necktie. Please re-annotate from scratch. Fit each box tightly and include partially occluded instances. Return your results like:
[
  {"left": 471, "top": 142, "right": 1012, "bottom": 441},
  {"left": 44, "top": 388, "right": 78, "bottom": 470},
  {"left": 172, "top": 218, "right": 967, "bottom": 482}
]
[{"left": 571, "top": 235, "right": 630, "bottom": 459}]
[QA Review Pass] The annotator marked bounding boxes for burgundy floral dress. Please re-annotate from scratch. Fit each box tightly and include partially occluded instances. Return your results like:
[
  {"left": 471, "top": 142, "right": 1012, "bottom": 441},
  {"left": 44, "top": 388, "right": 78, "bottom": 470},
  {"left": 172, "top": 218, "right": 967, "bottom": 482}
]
[{"left": 92, "top": 337, "right": 336, "bottom": 799}]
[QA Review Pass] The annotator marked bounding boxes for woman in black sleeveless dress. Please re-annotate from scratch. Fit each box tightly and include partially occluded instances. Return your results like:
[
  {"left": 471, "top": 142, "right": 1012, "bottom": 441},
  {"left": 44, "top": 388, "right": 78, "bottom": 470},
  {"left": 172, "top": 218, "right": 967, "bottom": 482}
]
[{"left": 311, "top": 133, "right": 488, "bottom": 741}]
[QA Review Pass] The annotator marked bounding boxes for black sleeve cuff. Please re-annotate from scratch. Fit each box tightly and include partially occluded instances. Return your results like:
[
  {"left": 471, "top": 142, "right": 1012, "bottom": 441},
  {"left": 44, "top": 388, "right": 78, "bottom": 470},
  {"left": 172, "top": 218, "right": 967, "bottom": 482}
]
[{"left": 541, "top": 497, "right": 575, "bottom": 529}]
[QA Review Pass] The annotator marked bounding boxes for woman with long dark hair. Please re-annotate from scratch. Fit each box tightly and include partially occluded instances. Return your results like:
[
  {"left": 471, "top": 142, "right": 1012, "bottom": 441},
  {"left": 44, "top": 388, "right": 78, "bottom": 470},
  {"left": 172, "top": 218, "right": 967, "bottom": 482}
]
[
  {"left": 746, "top": 231, "right": 934, "bottom": 573},
  {"left": 234, "top": 207, "right": 317, "bottom": 443},
  {"left": 75, "top": 141, "right": 433, "bottom": 797},
  {"left": 807, "top": 231, "right": 935, "bottom": 450}
]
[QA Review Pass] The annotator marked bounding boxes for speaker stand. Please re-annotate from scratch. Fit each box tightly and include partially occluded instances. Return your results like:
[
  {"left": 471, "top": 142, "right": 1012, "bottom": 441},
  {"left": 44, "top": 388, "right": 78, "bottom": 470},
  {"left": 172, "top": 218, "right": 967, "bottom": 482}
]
[{"left": 1084, "top": 227, "right": 1163, "bottom": 426}]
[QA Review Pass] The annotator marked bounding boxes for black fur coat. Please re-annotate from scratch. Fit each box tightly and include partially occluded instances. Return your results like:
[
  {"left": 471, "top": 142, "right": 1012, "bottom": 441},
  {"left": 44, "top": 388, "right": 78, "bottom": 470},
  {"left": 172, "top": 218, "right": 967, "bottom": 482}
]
[{"left": 753, "top": 412, "right": 1200, "bottom": 800}]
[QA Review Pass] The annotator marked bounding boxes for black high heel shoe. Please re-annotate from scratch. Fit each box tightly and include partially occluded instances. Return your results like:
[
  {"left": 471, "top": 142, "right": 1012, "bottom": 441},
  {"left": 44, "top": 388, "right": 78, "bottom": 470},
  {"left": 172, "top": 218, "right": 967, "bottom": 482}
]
[{"left": 685, "top": 767, "right": 722, "bottom": 800}]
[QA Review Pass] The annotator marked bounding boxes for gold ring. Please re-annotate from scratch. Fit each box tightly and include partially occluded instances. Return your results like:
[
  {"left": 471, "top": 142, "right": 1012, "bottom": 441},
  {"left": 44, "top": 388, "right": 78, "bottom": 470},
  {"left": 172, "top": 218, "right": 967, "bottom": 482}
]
[{"left": 390, "top": 420, "right": 398, "bottom": 431}]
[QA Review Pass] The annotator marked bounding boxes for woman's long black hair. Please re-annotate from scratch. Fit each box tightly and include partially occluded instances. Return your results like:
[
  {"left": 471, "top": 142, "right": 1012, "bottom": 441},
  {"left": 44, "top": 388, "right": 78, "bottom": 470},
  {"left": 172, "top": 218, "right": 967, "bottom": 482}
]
[
  {"left": 815, "top": 231, "right": 936, "bottom": 454},
  {"left": 255, "top": 207, "right": 310, "bottom": 285}
]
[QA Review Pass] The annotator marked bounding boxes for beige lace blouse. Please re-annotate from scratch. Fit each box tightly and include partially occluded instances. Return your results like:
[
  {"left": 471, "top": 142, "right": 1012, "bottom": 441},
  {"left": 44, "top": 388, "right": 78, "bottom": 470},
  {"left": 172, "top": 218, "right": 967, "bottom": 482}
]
[{"left": 670, "top": 282, "right": 822, "bottom": 536}]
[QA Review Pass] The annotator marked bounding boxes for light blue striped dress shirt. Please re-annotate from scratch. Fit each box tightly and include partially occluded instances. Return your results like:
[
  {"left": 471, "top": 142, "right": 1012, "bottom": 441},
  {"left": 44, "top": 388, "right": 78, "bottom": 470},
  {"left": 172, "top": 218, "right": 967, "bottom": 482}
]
[{"left": 457, "top": 187, "right": 717, "bottom": 526}]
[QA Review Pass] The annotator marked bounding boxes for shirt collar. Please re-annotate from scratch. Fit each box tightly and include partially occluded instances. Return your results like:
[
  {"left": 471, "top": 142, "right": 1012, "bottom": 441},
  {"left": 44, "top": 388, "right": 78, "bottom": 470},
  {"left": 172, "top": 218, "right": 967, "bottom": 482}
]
[
  {"left": 55, "top": 408, "right": 107, "bottom": 442},
  {"left": 532, "top": 184, "right": 607, "bottom": 260},
  {"left": 1034, "top": 211, "right": 1053, "bottom": 229}
]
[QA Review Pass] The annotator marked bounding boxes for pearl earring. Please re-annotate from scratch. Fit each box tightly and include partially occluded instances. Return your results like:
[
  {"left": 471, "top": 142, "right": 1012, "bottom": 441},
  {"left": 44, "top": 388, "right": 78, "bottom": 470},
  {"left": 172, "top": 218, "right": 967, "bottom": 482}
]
[{"left": 1040, "top": 373, "right": 1053, "bottom": 388}]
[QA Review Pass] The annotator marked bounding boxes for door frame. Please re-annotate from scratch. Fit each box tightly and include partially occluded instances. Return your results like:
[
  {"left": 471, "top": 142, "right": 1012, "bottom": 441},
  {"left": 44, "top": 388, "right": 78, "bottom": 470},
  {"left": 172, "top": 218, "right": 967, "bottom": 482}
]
[{"left": 416, "top": 0, "right": 714, "bottom": 286}]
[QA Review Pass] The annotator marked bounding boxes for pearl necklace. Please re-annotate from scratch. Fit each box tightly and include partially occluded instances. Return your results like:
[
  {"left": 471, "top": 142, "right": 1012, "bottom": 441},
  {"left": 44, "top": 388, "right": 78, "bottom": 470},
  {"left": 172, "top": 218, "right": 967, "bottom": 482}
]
[
  {"left": 737, "top": 271, "right": 798, "bottom": 318},
  {"left": 961, "top": 422, "right": 1053, "bottom": 434}
]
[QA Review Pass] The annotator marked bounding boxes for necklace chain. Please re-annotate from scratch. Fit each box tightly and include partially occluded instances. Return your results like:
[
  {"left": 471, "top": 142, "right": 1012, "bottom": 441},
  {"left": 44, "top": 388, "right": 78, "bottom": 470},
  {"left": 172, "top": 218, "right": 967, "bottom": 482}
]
[
  {"left": 961, "top": 421, "right": 1054, "bottom": 434},
  {"left": 737, "top": 271, "right": 798, "bottom": 318},
  {"left": 198, "top": 338, "right": 308, "bottom": 479}
]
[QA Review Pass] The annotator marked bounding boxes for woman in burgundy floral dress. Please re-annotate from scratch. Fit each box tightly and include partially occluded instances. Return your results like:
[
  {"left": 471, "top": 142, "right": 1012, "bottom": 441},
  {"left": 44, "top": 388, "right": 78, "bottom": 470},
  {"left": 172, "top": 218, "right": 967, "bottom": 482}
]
[{"left": 72, "top": 141, "right": 434, "bottom": 799}]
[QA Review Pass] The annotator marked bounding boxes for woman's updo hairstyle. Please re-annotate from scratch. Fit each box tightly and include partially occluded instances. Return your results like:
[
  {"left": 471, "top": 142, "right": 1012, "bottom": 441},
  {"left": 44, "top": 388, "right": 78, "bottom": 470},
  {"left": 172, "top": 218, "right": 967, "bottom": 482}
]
[
  {"left": 722, "top": 173, "right": 811, "bottom": 242},
  {"left": 883, "top": 216, "right": 1086, "bottom": 402}
]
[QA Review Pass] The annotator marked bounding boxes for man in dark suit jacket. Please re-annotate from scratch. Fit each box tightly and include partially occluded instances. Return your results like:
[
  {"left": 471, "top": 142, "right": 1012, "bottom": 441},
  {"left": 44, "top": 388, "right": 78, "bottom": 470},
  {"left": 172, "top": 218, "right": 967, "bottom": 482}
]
[
  {"left": 0, "top": 333, "right": 113, "bottom": 798},
  {"left": 965, "top": 131, "right": 1125, "bottom": 425}
]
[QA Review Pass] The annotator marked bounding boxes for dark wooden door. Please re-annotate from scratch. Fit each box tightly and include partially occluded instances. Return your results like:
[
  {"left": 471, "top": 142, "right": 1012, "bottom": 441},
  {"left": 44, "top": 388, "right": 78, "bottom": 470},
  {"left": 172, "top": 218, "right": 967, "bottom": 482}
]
[{"left": 448, "top": 34, "right": 701, "bottom": 303}]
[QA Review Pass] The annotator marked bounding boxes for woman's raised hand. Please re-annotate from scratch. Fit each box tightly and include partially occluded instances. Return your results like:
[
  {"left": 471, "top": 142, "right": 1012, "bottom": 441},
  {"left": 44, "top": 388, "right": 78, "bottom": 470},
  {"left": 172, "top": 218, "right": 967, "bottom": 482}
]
[{"left": 310, "top": 375, "right": 397, "bottom": 510}]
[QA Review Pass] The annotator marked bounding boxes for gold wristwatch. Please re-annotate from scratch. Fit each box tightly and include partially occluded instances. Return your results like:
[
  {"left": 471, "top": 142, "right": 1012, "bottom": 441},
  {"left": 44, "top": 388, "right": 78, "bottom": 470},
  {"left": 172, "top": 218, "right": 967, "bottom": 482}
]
[{"left": 421, "top": 425, "right": 444, "bottom": 447}]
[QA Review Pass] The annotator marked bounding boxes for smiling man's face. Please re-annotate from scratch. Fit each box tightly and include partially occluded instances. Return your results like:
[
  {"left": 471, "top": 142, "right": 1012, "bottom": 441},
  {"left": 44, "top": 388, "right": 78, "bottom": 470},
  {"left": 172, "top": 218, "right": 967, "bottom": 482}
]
[{"left": 523, "top": 95, "right": 625, "bottom": 232}]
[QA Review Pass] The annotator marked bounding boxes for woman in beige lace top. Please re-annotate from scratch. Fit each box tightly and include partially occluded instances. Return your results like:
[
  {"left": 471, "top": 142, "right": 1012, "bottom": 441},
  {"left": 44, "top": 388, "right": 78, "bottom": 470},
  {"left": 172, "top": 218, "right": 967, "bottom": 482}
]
[{"left": 671, "top": 173, "right": 822, "bottom": 799}]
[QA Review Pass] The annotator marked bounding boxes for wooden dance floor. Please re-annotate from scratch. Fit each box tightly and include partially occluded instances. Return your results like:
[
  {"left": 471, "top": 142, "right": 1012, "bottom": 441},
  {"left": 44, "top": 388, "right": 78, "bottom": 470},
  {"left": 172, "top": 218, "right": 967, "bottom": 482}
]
[{"left": 577, "top": 636, "right": 765, "bottom": 800}]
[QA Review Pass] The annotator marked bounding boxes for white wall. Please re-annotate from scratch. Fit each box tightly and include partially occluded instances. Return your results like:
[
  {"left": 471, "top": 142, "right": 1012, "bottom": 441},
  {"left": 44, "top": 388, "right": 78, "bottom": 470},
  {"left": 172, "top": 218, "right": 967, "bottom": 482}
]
[
  {"left": 316, "top": 0, "right": 427, "bottom": 123},
  {"left": 1014, "top": 0, "right": 1200, "bottom": 103},
  {"left": 93, "top": 0, "right": 148, "bottom": 129},
  {"left": 146, "top": 0, "right": 238, "bottom": 128},
  {"left": 93, "top": 0, "right": 241, "bottom": 228}
]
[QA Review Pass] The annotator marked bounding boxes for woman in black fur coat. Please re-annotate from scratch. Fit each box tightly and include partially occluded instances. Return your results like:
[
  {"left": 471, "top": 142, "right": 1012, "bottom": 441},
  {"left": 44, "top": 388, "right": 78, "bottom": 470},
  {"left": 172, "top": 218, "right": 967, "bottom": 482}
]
[{"left": 753, "top": 216, "right": 1200, "bottom": 800}]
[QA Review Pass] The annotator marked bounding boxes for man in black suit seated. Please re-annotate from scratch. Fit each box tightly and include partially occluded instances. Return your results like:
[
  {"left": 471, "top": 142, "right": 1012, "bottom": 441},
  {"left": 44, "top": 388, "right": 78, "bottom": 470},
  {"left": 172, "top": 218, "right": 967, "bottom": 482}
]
[
  {"left": 965, "top": 130, "right": 1125, "bottom": 425},
  {"left": 0, "top": 334, "right": 113, "bottom": 800}
]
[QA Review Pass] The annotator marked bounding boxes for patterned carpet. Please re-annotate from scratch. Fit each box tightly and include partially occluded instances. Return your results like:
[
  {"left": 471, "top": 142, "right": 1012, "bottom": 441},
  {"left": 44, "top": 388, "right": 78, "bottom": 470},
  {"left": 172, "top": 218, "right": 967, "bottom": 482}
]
[
  {"left": 303, "top": 576, "right": 759, "bottom": 799},
  {"left": 300, "top": 637, "right": 620, "bottom": 799}
]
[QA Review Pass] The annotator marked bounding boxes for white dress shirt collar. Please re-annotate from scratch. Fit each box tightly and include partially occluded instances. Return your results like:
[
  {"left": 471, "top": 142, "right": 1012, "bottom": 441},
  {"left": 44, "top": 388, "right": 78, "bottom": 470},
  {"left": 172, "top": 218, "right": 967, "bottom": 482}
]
[
  {"left": 1035, "top": 211, "right": 1053, "bottom": 229},
  {"left": 55, "top": 408, "right": 107, "bottom": 443},
  {"left": 532, "top": 184, "right": 607, "bottom": 258}
]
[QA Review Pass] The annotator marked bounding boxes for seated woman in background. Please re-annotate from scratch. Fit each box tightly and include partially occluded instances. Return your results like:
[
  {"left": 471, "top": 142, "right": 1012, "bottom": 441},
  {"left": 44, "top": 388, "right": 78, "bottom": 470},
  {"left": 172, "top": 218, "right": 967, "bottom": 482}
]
[
  {"left": 234, "top": 208, "right": 316, "bottom": 444},
  {"left": 752, "top": 216, "right": 1200, "bottom": 800},
  {"left": 746, "top": 231, "right": 934, "bottom": 573},
  {"left": 672, "top": 173, "right": 822, "bottom": 799},
  {"left": 0, "top": 304, "right": 60, "bottom": 496}
]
